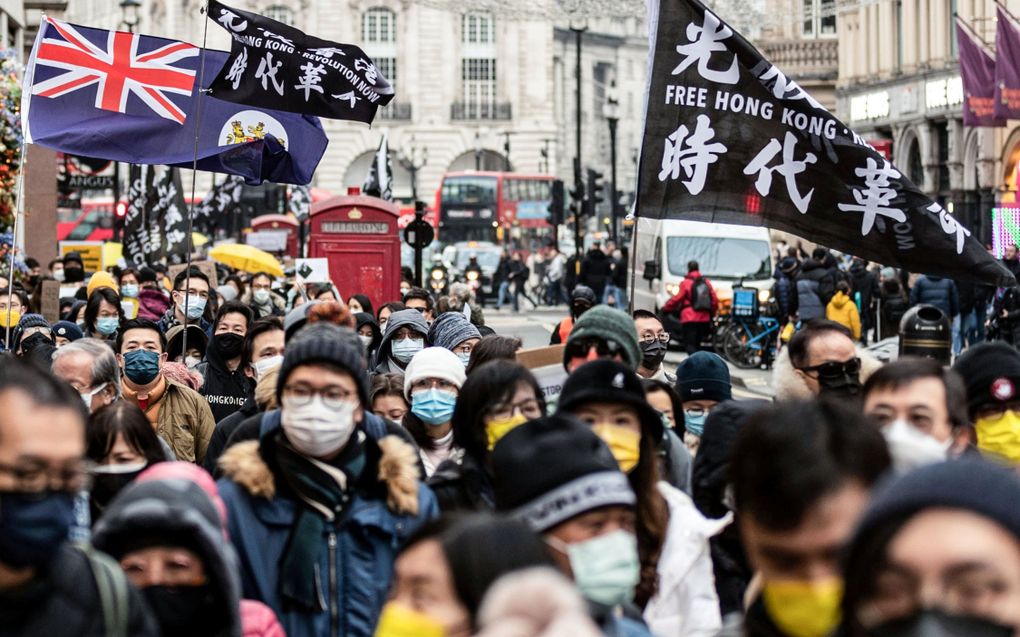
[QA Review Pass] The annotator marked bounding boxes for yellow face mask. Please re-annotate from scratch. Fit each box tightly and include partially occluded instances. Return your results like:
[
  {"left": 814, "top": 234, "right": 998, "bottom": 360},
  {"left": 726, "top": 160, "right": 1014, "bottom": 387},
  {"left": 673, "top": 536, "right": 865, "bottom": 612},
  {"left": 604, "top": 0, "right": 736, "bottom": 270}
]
[
  {"left": 0, "top": 310, "right": 20, "bottom": 329},
  {"left": 762, "top": 578, "right": 843, "bottom": 637},
  {"left": 373, "top": 602, "right": 446, "bottom": 637},
  {"left": 975, "top": 410, "right": 1020, "bottom": 464},
  {"left": 486, "top": 414, "right": 529, "bottom": 451},
  {"left": 591, "top": 423, "right": 641, "bottom": 473}
]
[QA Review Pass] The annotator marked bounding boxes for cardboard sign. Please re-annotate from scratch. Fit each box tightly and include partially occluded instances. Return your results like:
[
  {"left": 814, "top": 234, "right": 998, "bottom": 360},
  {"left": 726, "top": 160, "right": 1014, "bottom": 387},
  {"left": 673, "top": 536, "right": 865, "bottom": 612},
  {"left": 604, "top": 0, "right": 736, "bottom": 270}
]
[
  {"left": 295, "top": 258, "right": 330, "bottom": 284},
  {"left": 59, "top": 241, "right": 103, "bottom": 273},
  {"left": 168, "top": 261, "right": 219, "bottom": 289},
  {"left": 516, "top": 345, "right": 567, "bottom": 404},
  {"left": 40, "top": 280, "right": 61, "bottom": 323}
]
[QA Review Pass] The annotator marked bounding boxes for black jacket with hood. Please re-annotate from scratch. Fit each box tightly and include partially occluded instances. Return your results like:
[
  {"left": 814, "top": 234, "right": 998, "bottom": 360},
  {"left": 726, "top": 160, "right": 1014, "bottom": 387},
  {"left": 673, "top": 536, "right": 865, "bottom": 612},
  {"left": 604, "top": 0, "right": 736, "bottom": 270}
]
[
  {"left": 197, "top": 338, "right": 256, "bottom": 423},
  {"left": 371, "top": 309, "right": 430, "bottom": 375}
]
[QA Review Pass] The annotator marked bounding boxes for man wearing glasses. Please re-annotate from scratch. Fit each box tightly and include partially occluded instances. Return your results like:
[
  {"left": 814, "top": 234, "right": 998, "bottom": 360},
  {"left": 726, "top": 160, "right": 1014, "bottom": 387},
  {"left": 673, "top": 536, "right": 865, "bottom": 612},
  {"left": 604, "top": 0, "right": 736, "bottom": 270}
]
[
  {"left": 157, "top": 267, "right": 212, "bottom": 336},
  {"left": 562, "top": 306, "right": 642, "bottom": 374},
  {"left": 779, "top": 319, "right": 865, "bottom": 401},
  {"left": 0, "top": 358, "right": 158, "bottom": 635},
  {"left": 633, "top": 310, "right": 674, "bottom": 382}
]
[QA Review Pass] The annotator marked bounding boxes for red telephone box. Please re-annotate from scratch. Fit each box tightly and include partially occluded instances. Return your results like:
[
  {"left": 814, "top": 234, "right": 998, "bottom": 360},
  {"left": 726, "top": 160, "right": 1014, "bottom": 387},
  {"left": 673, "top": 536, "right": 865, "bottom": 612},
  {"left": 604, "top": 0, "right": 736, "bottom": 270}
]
[
  {"left": 308, "top": 195, "right": 401, "bottom": 311},
  {"left": 248, "top": 214, "right": 299, "bottom": 258}
]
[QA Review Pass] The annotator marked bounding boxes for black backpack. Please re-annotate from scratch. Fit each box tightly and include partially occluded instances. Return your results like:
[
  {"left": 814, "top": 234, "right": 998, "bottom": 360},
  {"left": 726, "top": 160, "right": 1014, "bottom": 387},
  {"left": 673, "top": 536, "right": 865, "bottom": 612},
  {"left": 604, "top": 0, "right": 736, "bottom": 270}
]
[{"left": 690, "top": 277, "right": 713, "bottom": 312}]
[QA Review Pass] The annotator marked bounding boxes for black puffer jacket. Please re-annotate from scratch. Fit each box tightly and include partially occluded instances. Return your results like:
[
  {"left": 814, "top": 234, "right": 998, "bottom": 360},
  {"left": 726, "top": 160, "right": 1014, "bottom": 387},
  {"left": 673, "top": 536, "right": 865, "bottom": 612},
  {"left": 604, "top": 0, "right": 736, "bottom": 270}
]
[
  {"left": 0, "top": 543, "right": 158, "bottom": 637},
  {"left": 197, "top": 341, "right": 256, "bottom": 423},
  {"left": 692, "top": 399, "right": 769, "bottom": 619},
  {"left": 580, "top": 249, "right": 613, "bottom": 297},
  {"left": 428, "top": 453, "right": 495, "bottom": 513}
]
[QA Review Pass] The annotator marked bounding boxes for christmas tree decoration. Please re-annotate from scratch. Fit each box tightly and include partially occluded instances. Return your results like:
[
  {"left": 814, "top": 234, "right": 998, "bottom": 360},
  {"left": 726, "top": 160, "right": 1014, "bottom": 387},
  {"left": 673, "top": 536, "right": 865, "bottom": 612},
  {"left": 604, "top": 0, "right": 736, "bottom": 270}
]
[{"left": 0, "top": 49, "right": 22, "bottom": 233}]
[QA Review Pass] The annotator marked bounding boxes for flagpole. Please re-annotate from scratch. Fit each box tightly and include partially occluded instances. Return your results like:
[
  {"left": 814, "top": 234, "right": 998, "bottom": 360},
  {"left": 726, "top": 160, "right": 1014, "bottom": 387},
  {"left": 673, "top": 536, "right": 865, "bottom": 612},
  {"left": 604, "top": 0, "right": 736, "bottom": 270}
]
[
  {"left": 181, "top": 0, "right": 213, "bottom": 358},
  {"left": 5, "top": 141, "right": 28, "bottom": 350},
  {"left": 997, "top": 0, "right": 1020, "bottom": 24}
]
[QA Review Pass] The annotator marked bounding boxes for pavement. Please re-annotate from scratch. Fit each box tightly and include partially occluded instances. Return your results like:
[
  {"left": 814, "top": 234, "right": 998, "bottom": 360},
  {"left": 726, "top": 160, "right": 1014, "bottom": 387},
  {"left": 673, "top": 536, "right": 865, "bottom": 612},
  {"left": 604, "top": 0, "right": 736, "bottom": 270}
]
[{"left": 483, "top": 305, "right": 776, "bottom": 399}]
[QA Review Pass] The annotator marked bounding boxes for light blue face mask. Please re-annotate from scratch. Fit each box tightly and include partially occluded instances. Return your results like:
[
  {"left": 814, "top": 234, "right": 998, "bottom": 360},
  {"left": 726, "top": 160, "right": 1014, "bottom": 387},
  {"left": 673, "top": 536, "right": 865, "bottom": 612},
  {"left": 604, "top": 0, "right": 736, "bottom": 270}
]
[
  {"left": 547, "top": 530, "right": 640, "bottom": 607},
  {"left": 411, "top": 388, "right": 457, "bottom": 425},
  {"left": 456, "top": 352, "right": 471, "bottom": 368},
  {"left": 95, "top": 316, "right": 119, "bottom": 336},
  {"left": 391, "top": 337, "right": 424, "bottom": 363},
  {"left": 181, "top": 294, "right": 206, "bottom": 321},
  {"left": 120, "top": 284, "right": 139, "bottom": 299},
  {"left": 685, "top": 412, "right": 707, "bottom": 437}
]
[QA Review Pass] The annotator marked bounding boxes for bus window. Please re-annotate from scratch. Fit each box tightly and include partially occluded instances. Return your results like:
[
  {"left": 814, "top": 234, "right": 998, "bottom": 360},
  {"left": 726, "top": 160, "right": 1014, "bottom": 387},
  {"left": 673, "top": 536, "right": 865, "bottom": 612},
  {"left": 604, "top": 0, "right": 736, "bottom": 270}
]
[{"left": 442, "top": 176, "right": 497, "bottom": 205}]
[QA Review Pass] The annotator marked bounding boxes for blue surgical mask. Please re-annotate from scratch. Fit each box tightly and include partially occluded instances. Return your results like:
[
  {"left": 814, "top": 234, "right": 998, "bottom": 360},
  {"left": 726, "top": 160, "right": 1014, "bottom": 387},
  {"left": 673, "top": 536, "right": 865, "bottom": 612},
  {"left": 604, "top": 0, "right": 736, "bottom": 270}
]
[
  {"left": 180, "top": 294, "right": 206, "bottom": 320},
  {"left": 411, "top": 388, "right": 457, "bottom": 425},
  {"left": 456, "top": 352, "right": 471, "bottom": 368},
  {"left": 120, "top": 284, "right": 139, "bottom": 299},
  {"left": 685, "top": 412, "right": 706, "bottom": 437},
  {"left": 96, "top": 316, "right": 119, "bottom": 336},
  {"left": 391, "top": 337, "right": 423, "bottom": 364},
  {"left": 546, "top": 530, "right": 640, "bottom": 608},
  {"left": 0, "top": 491, "right": 76, "bottom": 568},
  {"left": 124, "top": 348, "right": 161, "bottom": 385}
]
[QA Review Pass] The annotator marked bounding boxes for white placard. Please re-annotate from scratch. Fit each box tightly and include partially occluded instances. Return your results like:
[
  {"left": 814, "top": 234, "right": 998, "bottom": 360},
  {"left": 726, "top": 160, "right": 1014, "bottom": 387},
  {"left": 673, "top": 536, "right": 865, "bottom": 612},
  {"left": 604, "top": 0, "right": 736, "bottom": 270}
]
[
  {"left": 246, "top": 230, "right": 289, "bottom": 252},
  {"left": 295, "top": 258, "right": 331, "bottom": 284}
]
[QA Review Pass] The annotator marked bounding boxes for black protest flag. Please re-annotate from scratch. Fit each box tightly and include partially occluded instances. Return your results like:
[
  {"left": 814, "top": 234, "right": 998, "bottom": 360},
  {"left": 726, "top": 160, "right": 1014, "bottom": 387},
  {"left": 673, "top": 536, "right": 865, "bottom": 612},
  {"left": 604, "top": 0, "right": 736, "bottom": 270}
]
[
  {"left": 152, "top": 168, "right": 189, "bottom": 264},
  {"left": 123, "top": 164, "right": 154, "bottom": 267},
  {"left": 207, "top": 0, "right": 393, "bottom": 123},
  {"left": 362, "top": 130, "right": 392, "bottom": 201},
  {"left": 194, "top": 175, "right": 244, "bottom": 233},
  {"left": 638, "top": 0, "right": 1014, "bottom": 286}
]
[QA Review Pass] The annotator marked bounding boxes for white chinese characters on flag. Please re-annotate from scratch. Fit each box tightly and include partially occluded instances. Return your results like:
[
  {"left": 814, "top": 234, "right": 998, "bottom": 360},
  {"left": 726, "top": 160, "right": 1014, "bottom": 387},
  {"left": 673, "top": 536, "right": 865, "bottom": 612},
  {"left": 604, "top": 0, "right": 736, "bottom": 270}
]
[{"left": 637, "top": 0, "right": 1012, "bottom": 286}]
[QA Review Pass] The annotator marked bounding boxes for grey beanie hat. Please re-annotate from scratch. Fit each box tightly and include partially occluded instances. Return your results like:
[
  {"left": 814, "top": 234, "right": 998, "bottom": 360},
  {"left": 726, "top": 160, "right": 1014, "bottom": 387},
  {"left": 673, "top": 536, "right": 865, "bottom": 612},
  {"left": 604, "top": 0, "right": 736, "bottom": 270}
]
[
  {"left": 563, "top": 305, "right": 641, "bottom": 371},
  {"left": 428, "top": 311, "right": 481, "bottom": 352}
]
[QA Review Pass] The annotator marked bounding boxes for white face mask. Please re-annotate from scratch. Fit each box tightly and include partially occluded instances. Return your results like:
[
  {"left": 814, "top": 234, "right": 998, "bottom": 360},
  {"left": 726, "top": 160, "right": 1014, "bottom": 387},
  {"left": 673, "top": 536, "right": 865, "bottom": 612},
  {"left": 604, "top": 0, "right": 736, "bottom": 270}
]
[
  {"left": 80, "top": 382, "right": 107, "bottom": 412},
  {"left": 882, "top": 419, "right": 952, "bottom": 473},
  {"left": 184, "top": 355, "right": 202, "bottom": 369},
  {"left": 358, "top": 334, "right": 373, "bottom": 350},
  {"left": 281, "top": 395, "right": 358, "bottom": 458},
  {"left": 53, "top": 269, "right": 65, "bottom": 283},
  {"left": 252, "top": 355, "right": 283, "bottom": 380}
]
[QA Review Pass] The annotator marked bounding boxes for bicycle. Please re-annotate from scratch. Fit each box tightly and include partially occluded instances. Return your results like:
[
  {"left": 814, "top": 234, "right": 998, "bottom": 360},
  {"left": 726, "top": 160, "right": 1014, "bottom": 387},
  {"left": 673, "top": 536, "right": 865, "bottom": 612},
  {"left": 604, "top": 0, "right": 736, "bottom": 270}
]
[{"left": 721, "top": 314, "right": 781, "bottom": 369}]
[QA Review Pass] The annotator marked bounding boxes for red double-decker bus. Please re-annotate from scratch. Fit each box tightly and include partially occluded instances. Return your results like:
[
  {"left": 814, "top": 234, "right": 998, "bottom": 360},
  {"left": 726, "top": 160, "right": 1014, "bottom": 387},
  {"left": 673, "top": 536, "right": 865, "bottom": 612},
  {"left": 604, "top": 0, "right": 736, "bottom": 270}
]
[{"left": 435, "top": 171, "right": 555, "bottom": 251}]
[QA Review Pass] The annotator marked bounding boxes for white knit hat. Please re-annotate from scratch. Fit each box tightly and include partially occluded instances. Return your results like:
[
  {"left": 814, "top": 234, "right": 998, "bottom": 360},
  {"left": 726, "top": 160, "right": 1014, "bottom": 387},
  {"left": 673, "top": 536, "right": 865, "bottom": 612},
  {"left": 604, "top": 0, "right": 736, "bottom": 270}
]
[{"left": 403, "top": 347, "right": 467, "bottom": 399}]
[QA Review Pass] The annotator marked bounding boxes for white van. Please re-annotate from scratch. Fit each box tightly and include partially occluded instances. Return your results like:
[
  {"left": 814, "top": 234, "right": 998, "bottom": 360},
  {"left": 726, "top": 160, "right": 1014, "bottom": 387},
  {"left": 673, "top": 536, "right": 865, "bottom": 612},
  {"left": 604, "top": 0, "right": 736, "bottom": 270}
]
[{"left": 633, "top": 218, "right": 774, "bottom": 313}]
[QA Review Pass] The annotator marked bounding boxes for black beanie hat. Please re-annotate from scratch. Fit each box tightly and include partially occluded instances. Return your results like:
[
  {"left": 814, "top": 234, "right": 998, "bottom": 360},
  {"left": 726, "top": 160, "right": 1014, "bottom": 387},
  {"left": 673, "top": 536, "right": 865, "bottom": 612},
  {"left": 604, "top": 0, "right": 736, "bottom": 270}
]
[
  {"left": 491, "top": 414, "right": 636, "bottom": 532},
  {"left": 675, "top": 351, "right": 732, "bottom": 403},
  {"left": 952, "top": 342, "right": 1020, "bottom": 417},
  {"left": 276, "top": 323, "right": 369, "bottom": 406},
  {"left": 557, "top": 359, "right": 665, "bottom": 443}
]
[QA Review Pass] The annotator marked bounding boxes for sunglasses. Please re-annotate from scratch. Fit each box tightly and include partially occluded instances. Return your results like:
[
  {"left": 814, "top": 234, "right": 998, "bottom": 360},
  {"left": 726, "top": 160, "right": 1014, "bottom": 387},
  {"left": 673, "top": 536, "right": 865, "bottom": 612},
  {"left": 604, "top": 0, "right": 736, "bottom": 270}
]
[
  {"left": 565, "top": 337, "right": 623, "bottom": 360},
  {"left": 798, "top": 357, "right": 861, "bottom": 379}
]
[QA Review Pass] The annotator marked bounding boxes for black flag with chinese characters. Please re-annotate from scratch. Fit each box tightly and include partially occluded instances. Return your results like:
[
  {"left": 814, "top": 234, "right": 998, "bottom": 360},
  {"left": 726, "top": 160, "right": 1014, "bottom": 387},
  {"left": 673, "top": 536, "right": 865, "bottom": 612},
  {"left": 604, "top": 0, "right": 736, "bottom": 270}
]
[
  {"left": 152, "top": 168, "right": 190, "bottom": 264},
  {"left": 124, "top": 164, "right": 159, "bottom": 267},
  {"left": 362, "top": 130, "right": 392, "bottom": 201},
  {"left": 638, "top": 0, "right": 1014, "bottom": 286},
  {"left": 206, "top": 0, "right": 393, "bottom": 123},
  {"left": 194, "top": 175, "right": 244, "bottom": 234}
]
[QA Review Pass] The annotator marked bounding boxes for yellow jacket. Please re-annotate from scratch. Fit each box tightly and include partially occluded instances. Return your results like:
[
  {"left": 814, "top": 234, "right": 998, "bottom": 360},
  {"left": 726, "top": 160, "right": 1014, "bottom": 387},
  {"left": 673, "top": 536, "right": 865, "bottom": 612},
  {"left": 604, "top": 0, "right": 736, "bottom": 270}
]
[{"left": 826, "top": 291, "right": 861, "bottom": 340}]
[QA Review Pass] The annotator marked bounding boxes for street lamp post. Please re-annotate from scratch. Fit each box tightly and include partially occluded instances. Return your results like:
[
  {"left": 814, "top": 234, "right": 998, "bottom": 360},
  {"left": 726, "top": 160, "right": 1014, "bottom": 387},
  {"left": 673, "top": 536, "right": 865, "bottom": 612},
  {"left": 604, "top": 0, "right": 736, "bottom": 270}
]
[
  {"left": 114, "top": 0, "right": 140, "bottom": 243},
  {"left": 603, "top": 80, "right": 620, "bottom": 246},
  {"left": 398, "top": 136, "right": 428, "bottom": 204},
  {"left": 474, "top": 131, "right": 482, "bottom": 170},
  {"left": 570, "top": 23, "right": 587, "bottom": 266}
]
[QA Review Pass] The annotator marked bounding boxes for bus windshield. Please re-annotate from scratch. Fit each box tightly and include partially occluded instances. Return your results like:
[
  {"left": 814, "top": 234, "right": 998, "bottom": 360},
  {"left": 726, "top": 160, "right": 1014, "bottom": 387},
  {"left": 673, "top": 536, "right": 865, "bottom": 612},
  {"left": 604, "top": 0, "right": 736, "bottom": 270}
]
[
  {"left": 441, "top": 176, "right": 498, "bottom": 206},
  {"left": 666, "top": 236, "right": 771, "bottom": 280}
]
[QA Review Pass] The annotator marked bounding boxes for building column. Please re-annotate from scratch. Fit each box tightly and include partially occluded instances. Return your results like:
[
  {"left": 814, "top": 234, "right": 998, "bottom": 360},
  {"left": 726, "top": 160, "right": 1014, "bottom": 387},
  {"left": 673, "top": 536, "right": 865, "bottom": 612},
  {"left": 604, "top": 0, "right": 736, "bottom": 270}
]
[{"left": 947, "top": 118, "right": 965, "bottom": 192}]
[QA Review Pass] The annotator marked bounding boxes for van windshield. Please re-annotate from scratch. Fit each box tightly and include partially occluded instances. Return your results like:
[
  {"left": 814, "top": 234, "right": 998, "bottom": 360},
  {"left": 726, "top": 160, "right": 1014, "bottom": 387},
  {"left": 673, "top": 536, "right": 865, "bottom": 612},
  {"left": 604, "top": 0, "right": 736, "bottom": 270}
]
[{"left": 666, "top": 236, "right": 771, "bottom": 280}]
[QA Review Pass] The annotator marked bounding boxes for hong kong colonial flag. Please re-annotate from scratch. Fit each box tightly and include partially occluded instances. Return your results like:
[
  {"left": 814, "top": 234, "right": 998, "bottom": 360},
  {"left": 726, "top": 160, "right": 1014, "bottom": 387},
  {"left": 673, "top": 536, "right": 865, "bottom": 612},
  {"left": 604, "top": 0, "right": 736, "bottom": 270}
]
[
  {"left": 206, "top": 0, "right": 393, "bottom": 123},
  {"left": 638, "top": 0, "right": 1014, "bottom": 286},
  {"left": 22, "top": 17, "right": 328, "bottom": 185}
]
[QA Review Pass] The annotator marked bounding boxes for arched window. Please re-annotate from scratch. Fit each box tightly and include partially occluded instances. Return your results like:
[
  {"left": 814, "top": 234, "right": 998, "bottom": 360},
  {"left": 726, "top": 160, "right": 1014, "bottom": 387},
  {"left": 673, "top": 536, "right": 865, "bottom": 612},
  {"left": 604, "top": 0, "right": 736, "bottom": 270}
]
[
  {"left": 264, "top": 4, "right": 295, "bottom": 26},
  {"left": 362, "top": 7, "right": 396, "bottom": 44}
]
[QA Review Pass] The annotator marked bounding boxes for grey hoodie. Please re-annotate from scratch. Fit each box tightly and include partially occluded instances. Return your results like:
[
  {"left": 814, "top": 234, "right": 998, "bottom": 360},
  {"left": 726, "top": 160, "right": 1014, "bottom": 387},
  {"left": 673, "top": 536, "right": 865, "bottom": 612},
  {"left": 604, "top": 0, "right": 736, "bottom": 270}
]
[{"left": 373, "top": 308, "right": 431, "bottom": 373}]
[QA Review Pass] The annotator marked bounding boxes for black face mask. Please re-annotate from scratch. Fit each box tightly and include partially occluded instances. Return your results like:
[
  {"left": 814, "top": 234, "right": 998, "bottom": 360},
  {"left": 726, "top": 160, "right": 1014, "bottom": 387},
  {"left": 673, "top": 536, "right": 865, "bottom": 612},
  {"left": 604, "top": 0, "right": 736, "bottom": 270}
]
[
  {"left": 19, "top": 332, "right": 52, "bottom": 356},
  {"left": 640, "top": 340, "right": 668, "bottom": 369},
  {"left": 868, "top": 609, "right": 1013, "bottom": 637},
  {"left": 817, "top": 371, "right": 862, "bottom": 399},
  {"left": 213, "top": 332, "right": 245, "bottom": 360},
  {"left": 89, "top": 463, "right": 147, "bottom": 519},
  {"left": 143, "top": 584, "right": 218, "bottom": 635}
]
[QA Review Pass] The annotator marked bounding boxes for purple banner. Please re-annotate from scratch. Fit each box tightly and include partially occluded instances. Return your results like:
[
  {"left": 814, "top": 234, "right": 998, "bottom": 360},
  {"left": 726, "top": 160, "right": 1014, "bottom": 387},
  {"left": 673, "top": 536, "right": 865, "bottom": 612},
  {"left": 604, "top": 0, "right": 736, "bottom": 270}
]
[
  {"left": 957, "top": 21, "right": 1003, "bottom": 127},
  {"left": 995, "top": 7, "right": 1020, "bottom": 121}
]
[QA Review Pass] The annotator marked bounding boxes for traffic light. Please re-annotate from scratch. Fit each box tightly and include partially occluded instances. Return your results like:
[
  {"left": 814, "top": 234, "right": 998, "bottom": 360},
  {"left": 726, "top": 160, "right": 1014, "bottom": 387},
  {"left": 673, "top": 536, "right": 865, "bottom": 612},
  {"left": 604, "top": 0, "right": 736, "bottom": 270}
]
[
  {"left": 548, "top": 179, "right": 565, "bottom": 225},
  {"left": 585, "top": 168, "right": 604, "bottom": 217},
  {"left": 115, "top": 201, "right": 128, "bottom": 218},
  {"left": 114, "top": 200, "right": 128, "bottom": 242}
]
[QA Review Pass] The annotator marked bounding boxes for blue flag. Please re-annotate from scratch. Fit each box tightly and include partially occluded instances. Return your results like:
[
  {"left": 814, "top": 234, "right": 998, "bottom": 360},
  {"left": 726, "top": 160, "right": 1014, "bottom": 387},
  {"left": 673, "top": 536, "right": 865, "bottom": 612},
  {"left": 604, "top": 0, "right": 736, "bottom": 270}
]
[{"left": 22, "top": 17, "right": 328, "bottom": 185}]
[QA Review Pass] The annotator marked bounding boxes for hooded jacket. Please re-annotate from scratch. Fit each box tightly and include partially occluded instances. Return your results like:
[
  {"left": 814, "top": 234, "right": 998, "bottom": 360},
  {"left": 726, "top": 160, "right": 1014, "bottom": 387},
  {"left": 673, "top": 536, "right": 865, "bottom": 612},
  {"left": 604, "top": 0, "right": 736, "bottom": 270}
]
[
  {"left": 136, "top": 288, "right": 171, "bottom": 321},
  {"left": 825, "top": 291, "right": 861, "bottom": 340},
  {"left": 794, "top": 259, "right": 828, "bottom": 321},
  {"left": 241, "top": 290, "right": 287, "bottom": 319},
  {"left": 124, "top": 377, "right": 216, "bottom": 463},
  {"left": 372, "top": 309, "right": 430, "bottom": 375},
  {"left": 216, "top": 410, "right": 439, "bottom": 637},
  {"left": 662, "top": 270, "right": 719, "bottom": 323},
  {"left": 92, "top": 472, "right": 246, "bottom": 637},
  {"left": 197, "top": 337, "right": 256, "bottom": 423},
  {"left": 771, "top": 347, "right": 883, "bottom": 401},
  {"left": 908, "top": 275, "right": 959, "bottom": 318}
]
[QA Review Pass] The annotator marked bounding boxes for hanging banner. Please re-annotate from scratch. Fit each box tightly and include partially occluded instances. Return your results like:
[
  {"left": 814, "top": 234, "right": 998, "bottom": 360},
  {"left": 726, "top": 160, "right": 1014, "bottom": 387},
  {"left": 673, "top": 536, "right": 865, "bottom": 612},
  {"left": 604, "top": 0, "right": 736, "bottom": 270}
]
[
  {"left": 957, "top": 19, "right": 1004, "bottom": 127},
  {"left": 152, "top": 168, "right": 189, "bottom": 263},
  {"left": 206, "top": 0, "right": 393, "bottom": 123},
  {"left": 995, "top": 6, "right": 1020, "bottom": 122},
  {"left": 123, "top": 164, "right": 154, "bottom": 267},
  {"left": 637, "top": 0, "right": 1014, "bottom": 286}
]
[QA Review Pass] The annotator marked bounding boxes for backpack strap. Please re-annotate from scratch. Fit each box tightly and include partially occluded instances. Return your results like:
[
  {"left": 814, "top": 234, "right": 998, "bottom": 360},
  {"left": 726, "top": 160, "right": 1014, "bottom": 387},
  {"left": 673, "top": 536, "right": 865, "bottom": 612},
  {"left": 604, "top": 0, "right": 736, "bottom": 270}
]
[{"left": 79, "top": 544, "right": 129, "bottom": 637}]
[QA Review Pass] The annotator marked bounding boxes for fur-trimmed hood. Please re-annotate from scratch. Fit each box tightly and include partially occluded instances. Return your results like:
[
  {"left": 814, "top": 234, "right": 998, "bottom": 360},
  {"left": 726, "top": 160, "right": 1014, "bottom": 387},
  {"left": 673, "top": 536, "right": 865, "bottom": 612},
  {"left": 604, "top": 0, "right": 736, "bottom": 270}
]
[
  {"left": 772, "top": 346, "right": 883, "bottom": 401},
  {"left": 218, "top": 432, "right": 422, "bottom": 517}
]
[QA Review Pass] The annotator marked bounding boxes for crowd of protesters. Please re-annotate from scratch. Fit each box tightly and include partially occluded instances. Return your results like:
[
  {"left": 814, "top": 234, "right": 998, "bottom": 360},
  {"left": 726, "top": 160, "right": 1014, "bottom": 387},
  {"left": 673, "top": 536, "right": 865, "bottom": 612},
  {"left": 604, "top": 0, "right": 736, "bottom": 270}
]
[{"left": 1, "top": 244, "right": 1020, "bottom": 637}]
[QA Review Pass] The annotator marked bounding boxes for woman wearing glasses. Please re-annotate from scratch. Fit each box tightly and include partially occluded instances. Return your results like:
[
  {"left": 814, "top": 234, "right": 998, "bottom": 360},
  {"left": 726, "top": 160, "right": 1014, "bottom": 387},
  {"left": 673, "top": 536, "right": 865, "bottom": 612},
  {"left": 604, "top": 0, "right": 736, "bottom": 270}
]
[
  {"left": 216, "top": 323, "right": 438, "bottom": 637},
  {"left": 429, "top": 360, "right": 546, "bottom": 513}
]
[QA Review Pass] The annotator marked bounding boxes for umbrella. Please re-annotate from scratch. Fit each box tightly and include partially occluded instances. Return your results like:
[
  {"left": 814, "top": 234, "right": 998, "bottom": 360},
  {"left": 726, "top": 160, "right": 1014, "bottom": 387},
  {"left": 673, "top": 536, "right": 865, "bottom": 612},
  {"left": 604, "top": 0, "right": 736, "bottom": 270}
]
[
  {"left": 208, "top": 244, "right": 283, "bottom": 277},
  {"left": 192, "top": 232, "right": 210, "bottom": 247}
]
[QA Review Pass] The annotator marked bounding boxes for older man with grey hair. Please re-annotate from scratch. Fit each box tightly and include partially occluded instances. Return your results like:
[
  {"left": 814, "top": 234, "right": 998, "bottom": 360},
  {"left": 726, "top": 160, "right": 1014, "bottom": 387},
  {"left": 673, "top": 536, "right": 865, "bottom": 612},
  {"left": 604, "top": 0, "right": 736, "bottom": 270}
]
[{"left": 52, "top": 337, "right": 122, "bottom": 413}]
